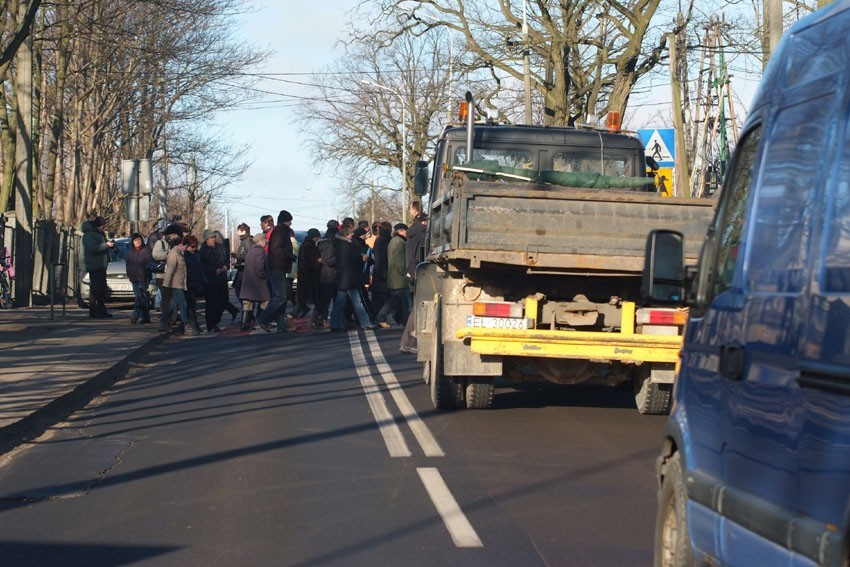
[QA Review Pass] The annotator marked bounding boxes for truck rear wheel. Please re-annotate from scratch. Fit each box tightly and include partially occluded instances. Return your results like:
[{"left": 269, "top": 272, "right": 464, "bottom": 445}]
[
  {"left": 634, "top": 366, "right": 672, "bottom": 415},
  {"left": 465, "top": 380, "right": 494, "bottom": 409}
]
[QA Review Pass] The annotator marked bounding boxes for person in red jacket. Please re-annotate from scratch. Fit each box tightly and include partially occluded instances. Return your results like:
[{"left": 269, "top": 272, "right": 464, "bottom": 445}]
[{"left": 257, "top": 210, "right": 295, "bottom": 333}]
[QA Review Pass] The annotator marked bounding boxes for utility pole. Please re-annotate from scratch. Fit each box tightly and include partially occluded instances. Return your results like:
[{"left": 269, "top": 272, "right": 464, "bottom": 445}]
[
  {"left": 669, "top": 30, "right": 689, "bottom": 198},
  {"left": 13, "top": 1, "right": 34, "bottom": 307},
  {"left": 765, "top": 0, "right": 783, "bottom": 67}
]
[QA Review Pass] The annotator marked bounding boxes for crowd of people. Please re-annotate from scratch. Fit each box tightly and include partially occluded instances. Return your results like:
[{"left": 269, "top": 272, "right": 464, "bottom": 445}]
[{"left": 81, "top": 203, "right": 427, "bottom": 354}]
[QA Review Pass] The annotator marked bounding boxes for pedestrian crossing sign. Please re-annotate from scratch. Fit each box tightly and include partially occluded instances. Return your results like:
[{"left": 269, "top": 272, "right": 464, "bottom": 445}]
[{"left": 637, "top": 129, "right": 675, "bottom": 168}]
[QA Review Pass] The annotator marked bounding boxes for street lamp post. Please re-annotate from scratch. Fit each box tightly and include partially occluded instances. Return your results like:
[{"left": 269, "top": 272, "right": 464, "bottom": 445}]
[{"left": 362, "top": 79, "right": 408, "bottom": 224}]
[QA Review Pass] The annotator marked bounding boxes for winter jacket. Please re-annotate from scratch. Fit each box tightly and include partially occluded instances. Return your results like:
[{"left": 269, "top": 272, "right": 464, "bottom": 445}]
[
  {"left": 287, "top": 237, "right": 299, "bottom": 279},
  {"left": 387, "top": 234, "right": 409, "bottom": 290},
  {"left": 200, "top": 241, "right": 229, "bottom": 286},
  {"left": 370, "top": 228, "right": 391, "bottom": 294},
  {"left": 352, "top": 235, "right": 371, "bottom": 287},
  {"left": 126, "top": 244, "right": 152, "bottom": 284},
  {"left": 317, "top": 233, "right": 338, "bottom": 284},
  {"left": 239, "top": 244, "right": 271, "bottom": 303},
  {"left": 162, "top": 246, "right": 187, "bottom": 290},
  {"left": 267, "top": 224, "right": 295, "bottom": 273},
  {"left": 80, "top": 221, "right": 110, "bottom": 273},
  {"left": 151, "top": 237, "right": 170, "bottom": 262},
  {"left": 148, "top": 232, "right": 171, "bottom": 281},
  {"left": 234, "top": 234, "right": 252, "bottom": 267},
  {"left": 333, "top": 234, "right": 361, "bottom": 291},
  {"left": 296, "top": 237, "right": 321, "bottom": 304},
  {"left": 184, "top": 249, "right": 207, "bottom": 296},
  {"left": 405, "top": 220, "right": 428, "bottom": 281}
]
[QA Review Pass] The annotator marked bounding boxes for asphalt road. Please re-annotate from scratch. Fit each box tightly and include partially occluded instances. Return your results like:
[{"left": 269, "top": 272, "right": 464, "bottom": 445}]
[{"left": 0, "top": 326, "right": 666, "bottom": 566}]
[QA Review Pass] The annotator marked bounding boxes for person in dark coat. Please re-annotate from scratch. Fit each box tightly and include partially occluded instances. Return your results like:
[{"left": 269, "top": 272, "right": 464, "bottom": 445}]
[
  {"left": 369, "top": 222, "right": 392, "bottom": 320},
  {"left": 352, "top": 226, "right": 373, "bottom": 316},
  {"left": 257, "top": 210, "right": 295, "bottom": 333},
  {"left": 329, "top": 225, "right": 374, "bottom": 331},
  {"left": 295, "top": 228, "right": 321, "bottom": 318},
  {"left": 80, "top": 216, "right": 116, "bottom": 318},
  {"left": 400, "top": 213, "right": 428, "bottom": 353},
  {"left": 183, "top": 235, "right": 205, "bottom": 334},
  {"left": 405, "top": 213, "right": 428, "bottom": 280},
  {"left": 239, "top": 234, "right": 271, "bottom": 330},
  {"left": 126, "top": 232, "right": 152, "bottom": 324},
  {"left": 312, "top": 220, "right": 339, "bottom": 329},
  {"left": 199, "top": 230, "right": 231, "bottom": 332},
  {"left": 376, "top": 223, "right": 410, "bottom": 328},
  {"left": 232, "top": 223, "right": 252, "bottom": 297}
]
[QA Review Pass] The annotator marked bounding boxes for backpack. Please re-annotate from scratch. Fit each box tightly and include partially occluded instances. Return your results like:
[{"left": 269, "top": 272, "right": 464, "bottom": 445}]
[{"left": 152, "top": 238, "right": 170, "bottom": 261}]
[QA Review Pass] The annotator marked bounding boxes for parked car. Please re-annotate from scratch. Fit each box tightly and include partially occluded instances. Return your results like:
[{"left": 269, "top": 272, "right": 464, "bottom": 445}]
[
  {"left": 79, "top": 237, "right": 135, "bottom": 303},
  {"left": 644, "top": 3, "right": 850, "bottom": 566}
]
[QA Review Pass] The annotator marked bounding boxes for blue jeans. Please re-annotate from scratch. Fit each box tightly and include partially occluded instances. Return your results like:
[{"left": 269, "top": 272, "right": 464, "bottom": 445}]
[
  {"left": 132, "top": 280, "right": 151, "bottom": 322},
  {"left": 160, "top": 288, "right": 190, "bottom": 327},
  {"left": 330, "top": 288, "right": 373, "bottom": 329},
  {"left": 257, "top": 270, "right": 288, "bottom": 330}
]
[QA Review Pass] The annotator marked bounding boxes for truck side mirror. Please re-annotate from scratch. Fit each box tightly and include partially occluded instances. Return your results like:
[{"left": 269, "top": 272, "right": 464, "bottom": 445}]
[
  {"left": 414, "top": 160, "right": 430, "bottom": 196},
  {"left": 642, "top": 229, "right": 685, "bottom": 305}
]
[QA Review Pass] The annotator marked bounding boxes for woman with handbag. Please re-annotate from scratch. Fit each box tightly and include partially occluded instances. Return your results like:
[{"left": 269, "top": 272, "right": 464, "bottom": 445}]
[{"left": 126, "top": 232, "right": 152, "bottom": 324}]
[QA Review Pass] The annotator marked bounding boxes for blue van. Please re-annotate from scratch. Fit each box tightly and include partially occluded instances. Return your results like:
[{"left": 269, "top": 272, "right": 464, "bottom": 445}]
[{"left": 643, "top": 2, "right": 850, "bottom": 565}]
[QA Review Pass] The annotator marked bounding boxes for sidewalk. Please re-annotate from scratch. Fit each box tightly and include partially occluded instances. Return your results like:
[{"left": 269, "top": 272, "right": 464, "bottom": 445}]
[{"left": 0, "top": 305, "right": 167, "bottom": 455}]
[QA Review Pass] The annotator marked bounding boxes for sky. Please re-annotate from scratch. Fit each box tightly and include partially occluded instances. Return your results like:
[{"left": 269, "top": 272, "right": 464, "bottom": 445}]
[{"left": 215, "top": 0, "right": 362, "bottom": 237}]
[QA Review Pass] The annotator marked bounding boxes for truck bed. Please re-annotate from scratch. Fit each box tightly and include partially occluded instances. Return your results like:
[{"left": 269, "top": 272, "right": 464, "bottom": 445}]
[{"left": 432, "top": 183, "right": 715, "bottom": 273}]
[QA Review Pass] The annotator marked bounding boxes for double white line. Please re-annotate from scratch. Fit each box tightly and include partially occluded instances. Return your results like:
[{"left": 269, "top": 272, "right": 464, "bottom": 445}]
[{"left": 348, "top": 332, "right": 483, "bottom": 548}]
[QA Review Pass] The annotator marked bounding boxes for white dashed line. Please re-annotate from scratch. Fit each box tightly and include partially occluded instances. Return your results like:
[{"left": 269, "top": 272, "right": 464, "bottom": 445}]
[
  {"left": 348, "top": 332, "right": 411, "bottom": 457},
  {"left": 365, "top": 332, "right": 445, "bottom": 457},
  {"left": 417, "top": 467, "right": 484, "bottom": 548}
]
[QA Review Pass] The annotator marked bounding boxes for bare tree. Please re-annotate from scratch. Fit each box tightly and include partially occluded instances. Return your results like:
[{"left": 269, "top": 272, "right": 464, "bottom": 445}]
[
  {"left": 156, "top": 126, "right": 252, "bottom": 236},
  {"left": 298, "top": 32, "right": 452, "bottom": 221},
  {"left": 361, "top": 0, "right": 682, "bottom": 126},
  {"left": 0, "top": 0, "right": 40, "bottom": 76},
  {"left": 1, "top": 0, "right": 267, "bottom": 229}
]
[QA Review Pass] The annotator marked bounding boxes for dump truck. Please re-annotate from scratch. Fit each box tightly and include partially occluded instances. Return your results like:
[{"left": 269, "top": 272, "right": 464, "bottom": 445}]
[{"left": 412, "top": 97, "right": 715, "bottom": 414}]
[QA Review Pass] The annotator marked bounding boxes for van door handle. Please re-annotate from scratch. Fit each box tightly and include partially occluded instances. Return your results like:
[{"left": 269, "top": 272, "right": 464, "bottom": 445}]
[{"left": 720, "top": 345, "right": 745, "bottom": 380}]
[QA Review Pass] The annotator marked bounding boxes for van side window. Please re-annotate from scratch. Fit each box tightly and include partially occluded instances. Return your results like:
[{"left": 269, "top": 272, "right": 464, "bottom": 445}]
[
  {"left": 708, "top": 126, "right": 762, "bottom": 297},
  {"left": 748, "top": 94, "right": 835, "bottom": 293},
  {"left": 823, "top": 119, "right": 850, "bottom": 292}
]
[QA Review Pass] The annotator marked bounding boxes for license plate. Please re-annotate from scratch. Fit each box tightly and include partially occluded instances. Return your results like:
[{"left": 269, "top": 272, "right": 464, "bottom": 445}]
[
  {"left": 109, "top": 281, "right": 133, "bottom": 292},
  {"left": 466, "top": 315, "right": 530, "bottom": 330}
]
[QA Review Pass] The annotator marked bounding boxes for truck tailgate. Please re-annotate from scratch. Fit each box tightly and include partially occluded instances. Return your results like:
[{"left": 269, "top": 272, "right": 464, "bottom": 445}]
[{"left": 449, "top": 186, "right": 714, "bottom": 271}]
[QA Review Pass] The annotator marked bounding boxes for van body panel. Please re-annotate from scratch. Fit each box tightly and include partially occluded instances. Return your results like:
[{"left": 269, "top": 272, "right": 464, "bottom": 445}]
[{"left": 659, "top": 2, "right": 850, "bottom": 565}]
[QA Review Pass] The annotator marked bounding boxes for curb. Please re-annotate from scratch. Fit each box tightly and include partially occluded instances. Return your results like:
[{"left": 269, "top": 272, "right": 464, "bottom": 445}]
[{"left": 0, "top": 331, "right": 171, "bottom": 456}]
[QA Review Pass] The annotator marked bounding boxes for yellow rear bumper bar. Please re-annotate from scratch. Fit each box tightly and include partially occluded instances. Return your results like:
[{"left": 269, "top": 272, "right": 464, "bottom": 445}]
[{"left": 455, "top": 303, "right": 683, "bottom": 364}]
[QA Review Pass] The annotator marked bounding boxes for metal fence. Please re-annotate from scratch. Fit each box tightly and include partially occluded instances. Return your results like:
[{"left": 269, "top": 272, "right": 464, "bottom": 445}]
[{"left": 0, "top": 212, "right": 81, "bottom": 306}]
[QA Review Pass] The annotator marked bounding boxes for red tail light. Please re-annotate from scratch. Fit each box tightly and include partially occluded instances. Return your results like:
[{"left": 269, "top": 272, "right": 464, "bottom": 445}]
[
  {"left": 473, "top": 302, "right": 520, "bottom": 317},
  {"left": 636, "top": 309, "right": 688, "bottom": 326}
]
